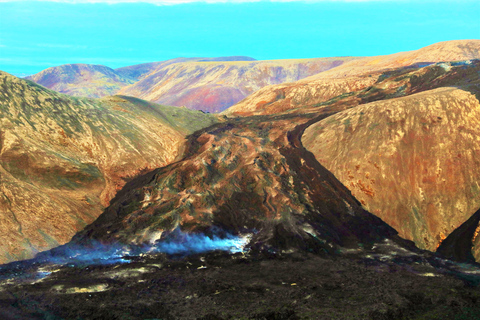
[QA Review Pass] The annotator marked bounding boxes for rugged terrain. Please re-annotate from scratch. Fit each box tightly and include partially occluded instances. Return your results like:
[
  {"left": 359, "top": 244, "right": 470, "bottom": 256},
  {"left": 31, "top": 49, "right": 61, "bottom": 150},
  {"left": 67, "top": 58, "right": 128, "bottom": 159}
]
[
  {"left": 0, "top": 72, "right": 217, "bottom": 263},
  {"left": 223, "top": 40, "right": 480, "bottom": 260},
  {"left": 2, "top": 244, "right": 480, "bottom": 320},
  {"left": 1, "top": 58, "right": 480, "bottom": 319},
  {"left": 303, "top": 84, "right": 480, "bottom": 258},
  {"left": 2, "top": 41, "right": 480, "bottom": 318},
  {"left": 67, "top": 59, "right": 480, "bottom": 262}
]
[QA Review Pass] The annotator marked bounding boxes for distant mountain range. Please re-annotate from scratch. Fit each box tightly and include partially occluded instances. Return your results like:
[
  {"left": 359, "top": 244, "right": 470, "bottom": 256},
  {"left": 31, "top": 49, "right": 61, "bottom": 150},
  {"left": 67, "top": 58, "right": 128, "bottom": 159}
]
[
  {"left": 26, "top": 64, "right": 136, "bottom": 99},
  {"left": 27, "top": 56, "right": 357, "bottom": 113},
  {"left": 224, "top": 40, "right": 480, "bottom": 116}
]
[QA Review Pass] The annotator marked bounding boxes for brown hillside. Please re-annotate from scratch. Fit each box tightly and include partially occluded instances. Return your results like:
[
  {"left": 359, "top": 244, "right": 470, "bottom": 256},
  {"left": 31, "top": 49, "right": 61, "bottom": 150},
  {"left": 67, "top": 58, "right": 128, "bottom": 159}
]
[
  {"left": 0, "top": 71, "right": 217, "bottom": 263},
  {"left": 303, "top": 87, "right": 480, "bottom": 256}
]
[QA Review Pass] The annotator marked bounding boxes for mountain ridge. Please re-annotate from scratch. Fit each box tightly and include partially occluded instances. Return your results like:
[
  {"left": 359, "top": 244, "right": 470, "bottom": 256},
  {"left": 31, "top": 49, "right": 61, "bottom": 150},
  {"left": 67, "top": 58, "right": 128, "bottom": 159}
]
[{"left": 224, "top": 39, "right": 480, "bottom": 116}]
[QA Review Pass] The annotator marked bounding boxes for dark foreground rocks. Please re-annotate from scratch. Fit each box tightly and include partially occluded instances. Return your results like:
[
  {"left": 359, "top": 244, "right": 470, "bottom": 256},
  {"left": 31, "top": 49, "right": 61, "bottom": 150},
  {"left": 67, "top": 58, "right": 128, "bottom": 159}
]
[{"left": 1, "top": 247, "right": 480, "bottom": 320}]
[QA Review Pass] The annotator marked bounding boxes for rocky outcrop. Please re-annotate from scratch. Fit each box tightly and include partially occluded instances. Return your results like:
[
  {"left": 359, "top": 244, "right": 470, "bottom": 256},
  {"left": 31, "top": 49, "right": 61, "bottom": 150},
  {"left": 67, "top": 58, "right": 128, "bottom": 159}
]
[
  {"left": 25, "top": 64, "right": 136, "bottom": 98},
  {"left": 117, "top": 57, "right": 357, "bottom": 113},
  {"left": 224, "top": 40, "right": 480, "bottom": 116},
  {"left": 0, "top": 71, "right": 217, "bottom": 263}
]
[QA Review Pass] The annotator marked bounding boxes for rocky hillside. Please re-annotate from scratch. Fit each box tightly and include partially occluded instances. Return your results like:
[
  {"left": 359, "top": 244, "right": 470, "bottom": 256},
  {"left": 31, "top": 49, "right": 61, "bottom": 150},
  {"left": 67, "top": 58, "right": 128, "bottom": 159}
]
[
  {"left": 302, "top": 60, "right": 480, "bottom": 260},
  {"left": 0, "top": 71, "right": 217, "bottom": 263},
  {"left": 63, "top": 59, "right": 480, "bottom": 266},
  {"left": 117, "top": 57, "right": 357, "bottom": 113},
  {"left": 25, "top": 64, "right": 137, "bottom": 98},
  {"left": 224, "top": 40, "right": 480, "bottom": 116},
  {"left": 68, "top": 60, "right": 480, "bottom": 264}
]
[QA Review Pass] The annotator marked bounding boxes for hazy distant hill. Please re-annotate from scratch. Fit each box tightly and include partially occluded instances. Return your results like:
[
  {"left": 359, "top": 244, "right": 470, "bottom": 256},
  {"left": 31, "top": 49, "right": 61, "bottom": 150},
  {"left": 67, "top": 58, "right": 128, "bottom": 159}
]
[
  {"left": 25, "top": 64, "right": 137, "bottom": 98},
  {"left": 117, "top": 57, "right": 357, "bottom": 113},
  {"left": 0, "top": 71, "right": 217, "bottom": 263},
  {"left": 28, "top": 57, "right": 356, "bottom": 113},
  {"left": 115, "top": 56, "right": 257, "bottom": 81},
  {"left": 26, "top": 57, "right": 257, "bottom": 103}
]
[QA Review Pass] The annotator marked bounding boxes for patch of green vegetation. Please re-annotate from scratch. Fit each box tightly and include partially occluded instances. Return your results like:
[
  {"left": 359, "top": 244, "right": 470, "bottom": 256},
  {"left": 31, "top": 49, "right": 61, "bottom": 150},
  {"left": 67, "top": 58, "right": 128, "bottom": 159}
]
[
  {"left": 368, "top": 123, "right": 379, "bottom": 130},
  {"left": 114, "top": 95, "right": 218, "bottom": 135},
  {"left": 38, "top": 229, "right": 60, "bottom": 248},
  {"left": 343, "top": 118, "right": 351, "bottom": 132},
  {"left": 471, "top": 183, "right": 480, "bottom": 197},
  {"left": 314, "top": 91, "right": 356, "bottom": 107}
]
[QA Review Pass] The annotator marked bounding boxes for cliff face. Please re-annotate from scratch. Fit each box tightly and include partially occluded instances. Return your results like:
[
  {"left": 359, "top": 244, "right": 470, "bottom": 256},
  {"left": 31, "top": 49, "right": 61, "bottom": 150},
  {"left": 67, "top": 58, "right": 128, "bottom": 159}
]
[
  {"left": 224, "top": 40, "right": 480, "bottom": 116},
  {"left": 25, "top": 64, "right": 136, "bottom": 98},
  {"left": 0, "top": 71, "right": 217, "bottom": 263},
  {"left": 116, "top": 57, "right": 357, "bottom": 113}
]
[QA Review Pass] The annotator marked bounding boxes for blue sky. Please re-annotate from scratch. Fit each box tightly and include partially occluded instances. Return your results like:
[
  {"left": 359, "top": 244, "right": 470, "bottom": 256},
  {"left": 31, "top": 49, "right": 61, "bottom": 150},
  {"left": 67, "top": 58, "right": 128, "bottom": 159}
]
[{"left": 0, "top": 0, "right": 479, "bottom": 76}]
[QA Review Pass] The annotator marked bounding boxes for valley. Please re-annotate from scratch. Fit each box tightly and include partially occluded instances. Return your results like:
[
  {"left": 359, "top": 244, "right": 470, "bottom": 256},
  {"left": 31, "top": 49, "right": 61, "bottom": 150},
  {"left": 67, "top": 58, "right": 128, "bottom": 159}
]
[{"left": 1, "top": 40, "right": 480, "bottom": 319}]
